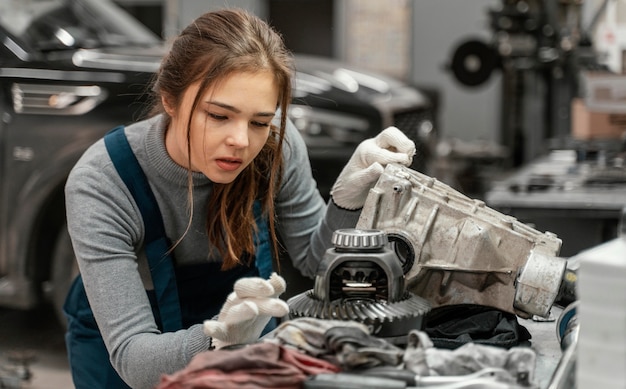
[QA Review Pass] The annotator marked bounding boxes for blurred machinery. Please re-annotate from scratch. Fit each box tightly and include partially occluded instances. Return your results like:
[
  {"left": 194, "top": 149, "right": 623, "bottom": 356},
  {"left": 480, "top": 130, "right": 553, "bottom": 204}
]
[
  {"left": 486, "top": 145, "right": 626, "bottom": 257},
  {"left": 446, "top": 0, "right": 626, "bottom": 258},
  {"left": 449, "top": 0, "right": 604, "bottom": 166}
]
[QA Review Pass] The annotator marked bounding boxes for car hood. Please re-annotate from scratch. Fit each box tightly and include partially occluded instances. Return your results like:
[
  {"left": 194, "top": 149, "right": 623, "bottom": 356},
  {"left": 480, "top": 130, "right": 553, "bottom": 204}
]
[
  {"left": 70, "top": 47, "right": 428, "bottom": 109},
  {"left": 293, "top": 54, "right": 429, "bottom": 109},
  {"left": 71, "top": 45, "right": 168, "bottom": 74}
]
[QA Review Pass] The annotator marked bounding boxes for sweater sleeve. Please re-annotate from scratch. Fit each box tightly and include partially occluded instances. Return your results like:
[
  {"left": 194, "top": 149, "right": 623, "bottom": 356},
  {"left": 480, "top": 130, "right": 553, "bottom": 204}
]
[
  {"left": 275, "top": 120, "right": 361, "bottom": 278},
  {"left": 65, "top": 141, "right": 211, "bottom": 389}
]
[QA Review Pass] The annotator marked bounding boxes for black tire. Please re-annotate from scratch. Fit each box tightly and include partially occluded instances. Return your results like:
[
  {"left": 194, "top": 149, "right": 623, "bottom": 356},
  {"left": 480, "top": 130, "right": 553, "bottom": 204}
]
[{"left": 51, "top": 224, "right": 78, "bottom": 328}]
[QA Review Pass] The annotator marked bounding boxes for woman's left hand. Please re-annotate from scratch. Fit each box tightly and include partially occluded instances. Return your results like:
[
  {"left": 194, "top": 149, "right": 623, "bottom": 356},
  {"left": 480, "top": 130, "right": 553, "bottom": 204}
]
[{"left": 330, "top": 126, "right": 416, "bottom": 210}]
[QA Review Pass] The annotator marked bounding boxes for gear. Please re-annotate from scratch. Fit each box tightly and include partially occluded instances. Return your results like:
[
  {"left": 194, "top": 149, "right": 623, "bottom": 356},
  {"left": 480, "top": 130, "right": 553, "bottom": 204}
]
[{"left": 287, "top": 229, "right": 430, "bottom": 344}]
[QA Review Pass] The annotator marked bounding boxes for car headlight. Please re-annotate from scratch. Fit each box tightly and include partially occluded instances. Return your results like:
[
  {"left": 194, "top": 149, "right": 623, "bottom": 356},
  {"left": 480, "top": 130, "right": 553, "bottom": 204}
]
[{"left": 288, "top": 105, "right": 370, "bottom": 148}]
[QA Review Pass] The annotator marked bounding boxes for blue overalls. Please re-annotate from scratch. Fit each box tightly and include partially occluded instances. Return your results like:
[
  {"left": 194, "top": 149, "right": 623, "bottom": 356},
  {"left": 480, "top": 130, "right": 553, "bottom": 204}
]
[{"left": 63, "top": 126, "right": 273, "bottom": 389}]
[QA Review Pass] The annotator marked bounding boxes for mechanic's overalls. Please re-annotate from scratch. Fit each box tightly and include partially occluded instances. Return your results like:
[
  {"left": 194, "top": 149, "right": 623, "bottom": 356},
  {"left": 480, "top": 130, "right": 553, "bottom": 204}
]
[{"left": 63, "top": 126, "right": 274, "bottom": 389}]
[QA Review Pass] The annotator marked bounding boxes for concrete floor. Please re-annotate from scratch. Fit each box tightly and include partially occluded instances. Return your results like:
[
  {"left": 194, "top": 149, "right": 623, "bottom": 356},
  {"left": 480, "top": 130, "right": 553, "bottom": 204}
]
[
  {"left": 0, "top": 304, "right": 72, "bottom": 389},
  {"left": 0, "top": 303, "right": 565, "bottom": 389}
]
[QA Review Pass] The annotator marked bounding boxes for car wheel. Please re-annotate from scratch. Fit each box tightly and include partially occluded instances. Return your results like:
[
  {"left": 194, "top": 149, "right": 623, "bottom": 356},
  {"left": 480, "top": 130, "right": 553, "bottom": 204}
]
[{"left": 51, "top": 223, "right": 78, "bottom": 328}]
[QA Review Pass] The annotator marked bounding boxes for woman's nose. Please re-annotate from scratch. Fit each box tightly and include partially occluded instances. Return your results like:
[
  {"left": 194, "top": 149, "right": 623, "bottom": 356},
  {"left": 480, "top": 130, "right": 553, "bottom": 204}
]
[{"left": 225, "top": 121, "right": 249, "bottom": 148}]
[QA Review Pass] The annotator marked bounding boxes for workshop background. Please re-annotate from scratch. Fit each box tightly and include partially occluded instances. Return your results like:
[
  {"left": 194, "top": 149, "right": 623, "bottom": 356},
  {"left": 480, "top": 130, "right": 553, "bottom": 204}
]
[
  {"left": 152, "top": 0, "right": 625, "bottom": 257},
  {"left": 1, "top": 0, "right": 625, "bottom": 388}
]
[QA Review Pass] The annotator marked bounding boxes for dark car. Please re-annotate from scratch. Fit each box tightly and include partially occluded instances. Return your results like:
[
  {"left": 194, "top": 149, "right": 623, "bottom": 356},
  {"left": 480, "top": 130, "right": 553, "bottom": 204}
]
[{"left": 0, "top": 0, "right": 436, "bottom": 321}]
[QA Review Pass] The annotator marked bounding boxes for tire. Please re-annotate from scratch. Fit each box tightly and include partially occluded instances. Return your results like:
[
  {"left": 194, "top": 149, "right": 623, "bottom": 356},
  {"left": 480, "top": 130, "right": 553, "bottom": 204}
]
[{"left": 51, "top": 224, "right": 78, "bottom": 328}]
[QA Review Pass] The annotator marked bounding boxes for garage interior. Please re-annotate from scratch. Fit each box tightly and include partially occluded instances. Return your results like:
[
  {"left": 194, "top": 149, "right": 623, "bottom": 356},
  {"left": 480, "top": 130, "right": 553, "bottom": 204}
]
[{"left": 1, "top": 0, "right": 625, "bottom": 388}]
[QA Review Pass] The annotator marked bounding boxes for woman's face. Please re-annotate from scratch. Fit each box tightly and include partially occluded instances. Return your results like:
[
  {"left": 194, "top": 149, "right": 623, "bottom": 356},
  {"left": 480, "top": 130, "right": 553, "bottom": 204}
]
[{"left": 164, "top": 70, "right": 279, "bottom": 183}]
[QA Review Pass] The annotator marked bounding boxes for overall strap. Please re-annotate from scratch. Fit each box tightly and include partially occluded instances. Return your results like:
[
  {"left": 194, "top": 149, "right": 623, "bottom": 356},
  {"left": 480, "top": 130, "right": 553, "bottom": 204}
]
[
  {"left": 252, "top": 200, "right": 272, "bottom": 279},
  {"left": 104, "top": 126, "right": 183, "bottom": 332}
]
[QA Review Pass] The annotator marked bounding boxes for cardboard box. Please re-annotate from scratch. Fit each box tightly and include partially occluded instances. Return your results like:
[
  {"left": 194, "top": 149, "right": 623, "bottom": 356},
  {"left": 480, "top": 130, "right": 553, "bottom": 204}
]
[
  {"left": 582, "top": 72, "right": 626, "bottom": 112},
  {"left": 571, "top": 98, "right": 626, "bottom": 140}
]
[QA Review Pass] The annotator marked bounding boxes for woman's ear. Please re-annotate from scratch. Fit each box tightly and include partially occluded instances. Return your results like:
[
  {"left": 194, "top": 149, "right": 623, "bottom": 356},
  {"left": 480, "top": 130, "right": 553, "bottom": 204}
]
[{"left": 161, "top": 95, "right": 175, "bottom": 116}]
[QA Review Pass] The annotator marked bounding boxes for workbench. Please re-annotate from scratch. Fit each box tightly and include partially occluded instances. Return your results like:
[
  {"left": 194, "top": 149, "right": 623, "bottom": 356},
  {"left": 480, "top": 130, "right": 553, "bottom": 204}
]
[{"left": 522, "top": 305, "right": 564, "bottom": 388}]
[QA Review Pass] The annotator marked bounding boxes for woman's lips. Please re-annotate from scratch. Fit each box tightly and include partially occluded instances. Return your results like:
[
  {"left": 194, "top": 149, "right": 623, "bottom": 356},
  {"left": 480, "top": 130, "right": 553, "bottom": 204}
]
[{"left": 215, "top": 158, "right": 242, "bottom": 172}]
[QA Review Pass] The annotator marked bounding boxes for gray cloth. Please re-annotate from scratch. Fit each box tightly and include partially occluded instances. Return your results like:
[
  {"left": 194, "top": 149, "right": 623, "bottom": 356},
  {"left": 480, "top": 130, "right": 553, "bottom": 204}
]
[
  {"left": 263, "top": 317, "right": 370, "bottom": 358},
  {"left": 403, "top": 330, "right": 537, "bottom": 383},
  {"left": 263, "top": 318, "right": 404, "bottom": 370},
  {"left": 65, "top": 114, "right": 360, "bottom": 389},
  {"left": 324, "top": 326, "right": 404, "bottom": 370}
]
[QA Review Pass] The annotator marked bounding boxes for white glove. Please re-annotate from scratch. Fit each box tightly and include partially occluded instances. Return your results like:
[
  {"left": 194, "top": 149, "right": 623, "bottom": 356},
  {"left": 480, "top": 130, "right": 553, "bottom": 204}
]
[
  {"left": 330, "top": 126, "right": 416, "bottom": 210},
  {"left": 203, "top": 272, "right": 289, "bottom": 349}
]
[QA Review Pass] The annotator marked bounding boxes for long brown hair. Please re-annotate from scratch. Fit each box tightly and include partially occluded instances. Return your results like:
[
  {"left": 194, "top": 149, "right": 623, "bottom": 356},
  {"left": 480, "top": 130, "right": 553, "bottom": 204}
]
[{"left": 150, "top": 8, "right": 293, "bottom": 269}]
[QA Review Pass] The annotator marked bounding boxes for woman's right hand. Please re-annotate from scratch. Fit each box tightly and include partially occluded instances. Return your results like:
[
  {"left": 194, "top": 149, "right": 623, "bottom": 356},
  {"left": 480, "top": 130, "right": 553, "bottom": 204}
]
[{"left": 203, "top": 272, "right": 289, "bottom": 349}]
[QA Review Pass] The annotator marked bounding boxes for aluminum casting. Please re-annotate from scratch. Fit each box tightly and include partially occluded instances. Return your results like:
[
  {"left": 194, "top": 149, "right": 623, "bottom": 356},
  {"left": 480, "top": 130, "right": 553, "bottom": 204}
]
[{"left": 357, "top": 163, "right": 566, "bottom": 319}]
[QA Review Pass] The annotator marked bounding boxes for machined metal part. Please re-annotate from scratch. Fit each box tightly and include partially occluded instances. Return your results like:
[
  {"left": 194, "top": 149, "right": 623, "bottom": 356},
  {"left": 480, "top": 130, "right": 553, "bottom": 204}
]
[
  {"left": 556, "top": 302, "right": 579, "bottom": 351},
  {"left": 547, "top": 302, "right": 578, "bottom": 389},
  {"left": 357, "top": 163, "right": 567, "bottom": 319},
  {"left": 288, "top": 229, "right": 431, "bottom": 343},
  {"left": 306, "top": 368, "right": 538, "bottom": 389}
]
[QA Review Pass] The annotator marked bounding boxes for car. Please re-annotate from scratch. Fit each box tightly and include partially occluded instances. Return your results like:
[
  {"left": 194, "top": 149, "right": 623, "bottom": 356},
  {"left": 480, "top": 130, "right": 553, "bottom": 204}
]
[{"left": 0, "top": 0, "right": 437, "bottom": 322}]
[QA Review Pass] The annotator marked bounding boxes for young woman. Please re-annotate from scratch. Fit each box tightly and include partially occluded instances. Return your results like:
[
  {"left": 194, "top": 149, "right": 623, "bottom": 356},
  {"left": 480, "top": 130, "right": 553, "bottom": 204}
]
[{"left": 63, "top": 8, "right": 415, "bottom": 389}]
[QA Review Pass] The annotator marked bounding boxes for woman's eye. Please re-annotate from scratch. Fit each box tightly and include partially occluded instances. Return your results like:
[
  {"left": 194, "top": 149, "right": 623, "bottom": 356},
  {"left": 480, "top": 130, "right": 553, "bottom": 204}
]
[
  {"left": 251, "top": 121, "right": 270, "bottom": 128},
  {"left": 208, "top": 113, "right": 227, "bottom": 121}
]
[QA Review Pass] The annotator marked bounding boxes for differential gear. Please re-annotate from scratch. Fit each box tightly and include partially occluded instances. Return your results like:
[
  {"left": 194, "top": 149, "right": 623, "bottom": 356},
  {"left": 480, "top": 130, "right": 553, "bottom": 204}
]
[{"left": 287, "top": 229, "right": 430, "bottom": 344}]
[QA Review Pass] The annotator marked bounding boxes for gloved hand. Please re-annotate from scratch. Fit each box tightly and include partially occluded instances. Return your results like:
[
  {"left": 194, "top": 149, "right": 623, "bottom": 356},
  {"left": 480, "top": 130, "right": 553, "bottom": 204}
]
[
  {"left": 330, "top": 126, "right": 416, "bottom": 210},
  {"left": 203, "top": 272, "right": 289, "bottom": 349}
]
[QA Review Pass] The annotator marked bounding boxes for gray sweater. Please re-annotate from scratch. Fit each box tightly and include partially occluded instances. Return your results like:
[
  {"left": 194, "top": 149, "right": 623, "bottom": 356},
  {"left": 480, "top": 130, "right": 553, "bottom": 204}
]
[{"left": 65, "top": 114, "right": 360, "bottom": 388}]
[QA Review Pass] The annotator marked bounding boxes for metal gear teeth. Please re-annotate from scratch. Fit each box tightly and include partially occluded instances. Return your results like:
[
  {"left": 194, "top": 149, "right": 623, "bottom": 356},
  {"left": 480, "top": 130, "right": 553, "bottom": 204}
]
[{"left": 287, "top": 290, "right": 431, "bottom": 342}]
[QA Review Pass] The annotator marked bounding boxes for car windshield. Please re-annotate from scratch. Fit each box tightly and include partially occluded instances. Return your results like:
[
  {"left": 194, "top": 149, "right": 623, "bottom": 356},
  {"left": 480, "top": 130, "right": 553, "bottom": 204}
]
[{"left": 0, "top": 0, "right": 161, "bottom": 51}]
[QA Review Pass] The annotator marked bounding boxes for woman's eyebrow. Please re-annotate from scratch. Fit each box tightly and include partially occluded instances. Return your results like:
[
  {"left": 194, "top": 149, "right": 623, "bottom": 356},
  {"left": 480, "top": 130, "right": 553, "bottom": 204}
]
[{"left": 208, "top": 101, "right": 276, "bottom": 117}]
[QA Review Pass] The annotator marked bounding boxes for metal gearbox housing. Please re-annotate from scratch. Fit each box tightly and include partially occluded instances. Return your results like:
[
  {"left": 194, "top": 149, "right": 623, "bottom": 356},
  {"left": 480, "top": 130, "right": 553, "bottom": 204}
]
[{"left": 357, "top": 164, "right": 566, "bottom": 319}]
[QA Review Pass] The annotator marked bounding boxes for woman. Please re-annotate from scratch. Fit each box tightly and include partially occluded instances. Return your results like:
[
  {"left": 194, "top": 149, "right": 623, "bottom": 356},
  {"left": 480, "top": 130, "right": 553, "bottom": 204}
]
[{"left": 63, "top": 8, "right": 415, "bottom": 389}]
